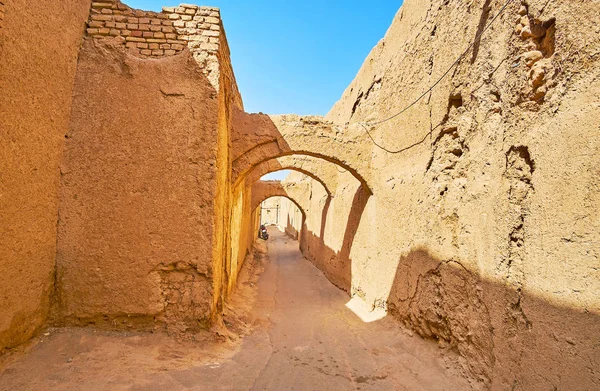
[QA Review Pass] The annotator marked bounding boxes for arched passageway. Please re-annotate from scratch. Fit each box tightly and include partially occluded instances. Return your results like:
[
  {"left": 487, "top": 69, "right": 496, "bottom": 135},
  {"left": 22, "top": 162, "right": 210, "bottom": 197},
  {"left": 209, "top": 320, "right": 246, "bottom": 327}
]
[{"left": 231, "top": 110, "right": 373, "bottom": 193}]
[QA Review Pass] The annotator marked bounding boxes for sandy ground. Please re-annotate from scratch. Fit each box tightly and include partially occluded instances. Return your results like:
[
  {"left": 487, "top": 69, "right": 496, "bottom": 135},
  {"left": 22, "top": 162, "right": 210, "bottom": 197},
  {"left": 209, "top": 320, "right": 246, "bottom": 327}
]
[{"left": 0, "top": 228, "right": 472, "bottom": 390}]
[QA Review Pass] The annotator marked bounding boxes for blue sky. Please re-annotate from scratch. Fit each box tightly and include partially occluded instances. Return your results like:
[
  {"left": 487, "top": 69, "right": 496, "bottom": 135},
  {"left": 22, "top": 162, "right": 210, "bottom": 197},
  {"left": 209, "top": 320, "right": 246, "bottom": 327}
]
[
  {"left": 125, "top": 0, "right": 402, "bottom": 116},
  {"left": 126, "top": 1, "right": 402, "bottom": 181}
]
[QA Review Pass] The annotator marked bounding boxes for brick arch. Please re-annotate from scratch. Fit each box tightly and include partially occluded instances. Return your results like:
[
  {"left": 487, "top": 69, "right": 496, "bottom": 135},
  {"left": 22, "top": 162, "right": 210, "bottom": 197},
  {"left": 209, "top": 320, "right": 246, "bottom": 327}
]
[{"left": 232, "top": 111, "right": 372, "bottom": 193}]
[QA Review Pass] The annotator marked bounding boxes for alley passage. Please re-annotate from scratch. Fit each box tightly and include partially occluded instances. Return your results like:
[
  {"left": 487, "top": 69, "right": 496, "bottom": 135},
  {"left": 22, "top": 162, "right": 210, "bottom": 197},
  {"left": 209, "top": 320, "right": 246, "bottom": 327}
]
[
  {"left": 219, "top": 228, "right": 472, "bottom": 390},
  {"left": 0, "top": 228, "right": 471, "bottom": 391}
]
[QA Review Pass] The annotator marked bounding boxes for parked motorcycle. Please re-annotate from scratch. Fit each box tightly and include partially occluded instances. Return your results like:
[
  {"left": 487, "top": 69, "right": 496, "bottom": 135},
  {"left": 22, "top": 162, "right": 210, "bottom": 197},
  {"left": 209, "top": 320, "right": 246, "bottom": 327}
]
[{"left": 259, "top": 225, "right": 269, "bottom": 240}]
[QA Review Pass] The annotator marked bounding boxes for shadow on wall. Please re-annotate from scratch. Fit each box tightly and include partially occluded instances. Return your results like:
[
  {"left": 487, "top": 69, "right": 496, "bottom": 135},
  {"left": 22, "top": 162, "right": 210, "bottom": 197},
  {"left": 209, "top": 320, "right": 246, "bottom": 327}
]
[
  {"left": 285, "top": 213, "right": 298, "bottom": 240},
  {"left": 300, "top": 185, "right": 371, "bottom": 293},
  {"left": 387, "top": 248, "right": 600, "bottom": 389}
]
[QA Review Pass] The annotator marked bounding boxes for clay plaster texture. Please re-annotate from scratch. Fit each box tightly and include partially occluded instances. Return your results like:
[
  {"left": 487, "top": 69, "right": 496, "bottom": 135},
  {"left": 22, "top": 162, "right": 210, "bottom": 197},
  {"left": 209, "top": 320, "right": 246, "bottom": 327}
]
[
  {"left": 0, "top": 0, "right": 92, "bottom": 353},
  {"left": 237, "top": 0, "right": 600, "bottom": 388},
  {"left": 1, "top": 0, "right": 599, "bottom": 389},
  {"left": 55, "top": 37, "right": 223, "bottom": 332}
]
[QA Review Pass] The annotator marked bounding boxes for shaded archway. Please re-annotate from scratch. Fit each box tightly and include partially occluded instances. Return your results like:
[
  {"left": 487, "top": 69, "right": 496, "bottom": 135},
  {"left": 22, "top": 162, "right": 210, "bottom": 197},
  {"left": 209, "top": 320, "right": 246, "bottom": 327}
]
[
  {"left": 251, "top": 181, "right": 309, "bottom": 219},
  {"left": 247, "top": 158, "right": 334, "bottom": 197}
]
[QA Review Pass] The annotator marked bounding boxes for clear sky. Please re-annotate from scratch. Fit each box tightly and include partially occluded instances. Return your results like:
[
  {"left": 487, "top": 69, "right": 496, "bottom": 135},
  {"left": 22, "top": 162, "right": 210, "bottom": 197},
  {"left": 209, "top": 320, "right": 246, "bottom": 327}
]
[{"left": 124, "top": 0, "right": 402, "bottom": 116}]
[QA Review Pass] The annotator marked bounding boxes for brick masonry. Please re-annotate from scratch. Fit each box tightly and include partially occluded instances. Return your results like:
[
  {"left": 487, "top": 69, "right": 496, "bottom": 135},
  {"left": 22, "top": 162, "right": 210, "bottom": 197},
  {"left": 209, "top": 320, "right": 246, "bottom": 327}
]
[{"left": 86, "top": 1, "right": 232, "bottom": 94}]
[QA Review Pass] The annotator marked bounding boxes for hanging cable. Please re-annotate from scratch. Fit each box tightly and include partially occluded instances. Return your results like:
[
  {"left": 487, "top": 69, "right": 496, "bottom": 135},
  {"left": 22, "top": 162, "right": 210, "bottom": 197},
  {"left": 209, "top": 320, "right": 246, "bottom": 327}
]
[{"left": 355, "top": 0, "right": 516, "bottom": 139}]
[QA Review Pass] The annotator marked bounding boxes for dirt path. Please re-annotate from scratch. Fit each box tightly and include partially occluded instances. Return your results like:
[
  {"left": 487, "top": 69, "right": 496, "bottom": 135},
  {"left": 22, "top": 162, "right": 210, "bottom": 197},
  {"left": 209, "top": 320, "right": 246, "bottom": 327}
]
[{"left": 0, "top": 229, "right": 472, "bottom": 390}]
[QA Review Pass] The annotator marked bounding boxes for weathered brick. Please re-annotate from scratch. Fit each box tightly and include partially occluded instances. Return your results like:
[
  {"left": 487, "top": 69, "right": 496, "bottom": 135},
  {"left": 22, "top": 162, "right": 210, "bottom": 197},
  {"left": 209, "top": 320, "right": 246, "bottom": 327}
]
[
  {"left": 169, "top": 14, "right": 180, "bottom": 20},
  {"left": 139, "top": 24, "right": 150, "bottom": 31},
  {"left": 171, "top": 44, "right": 185, "bottom": 50},
  {"left": 181, "top": 15, "right": 192, "bottom": 21},
  {"left": 92, "top": 2, "right": 113, "bottom": 8},
  {"left": 165, "top": 50, "right": 177, "bottom": 56},
  {"left": 115, "top": 22, "right": 126, "bottom": 29},
  {"left": 150, "top": 25, "right": 162, "bottom": 32},
  {"left": 149, "top": 43, "right": 159, "bottom": 50},
  {"left": 162, "top": 6, "right": 176, "bottom": 13},
  {"left": 125, "top": 42, "right": 138, "bottom": 49},
  {"left": 131, "top": 30, "right": 143, "bottom": 37},
  {"left": 97, "top": 28, "right": 110, "bottom": 35},
  {"left": 151, "top": 19, "right": 162, "bottom": 25},
  {"left": 175, "top": 7, "right": 186, "bottom": 14},
  {"left": 210, "top": 24, "right": 220, "bottom": 31},
  {"left": 139, "top": 18, "right": 150, "bottom": 24},
  {"left": 87, "top": 28, "right": 100, "bottom": 35},
  {"left": 121, "top": 30, "right": 132, "bottom": 36},
  {"left": 127, "top": 23, "right": 138, "bottom": 30},
  {"left": 173, "top": 20, "right": 185, "bottom": 28},
  {"left": 140, "top": 49, "right": 152, "bottom": 55},
  {"left": 202, "top": 30, "right": 219, "bottom": 37},
  {"left": 109, "top": 29, "right": 120, "bottom": 36},
  {"left": 167, "top": 40, "right": 187, "bottom": 45},
  {"left": 125, "top": 36, "right": 146, "bottom": 42},
  {"left": 146, "top": 38, "right": 167, "bottom": 43},
  {"left": 105, "top": 21, "right": 116, "bottom": 28},
  {"left": 137, "top": 43, "right": 149, "bottom": 49},
  {"left": 88, "top": 21, "right": 104, "bottom": 28},
  {"left": 205, "top": 17, "right": 219, "bottom": 24},
  {"left": 154, "top": 32, "right": 165, "bottom": 39},
  {"left": 165, "top": 33, "right": 178, "bottom": 40},
  {"left": 143, "top": 31, "right": 153, "bottom": 38},
  {"left": 127, "top": 17, "right": 139, "bottom": 23},
  {"left": 163, "top": 27, "right": 175, "bottom": 33},
  {"left": 185, "top": 9, "right": 196, "bottom": 15},
  {"left": 151, "top": 50, "right": 164, "bottom": 55},
  {"left": 101, "top": 8, "right": 113, "bottom": 15},
  {"left": 91, "top": 14, "right": 112, "bottom": 21}
]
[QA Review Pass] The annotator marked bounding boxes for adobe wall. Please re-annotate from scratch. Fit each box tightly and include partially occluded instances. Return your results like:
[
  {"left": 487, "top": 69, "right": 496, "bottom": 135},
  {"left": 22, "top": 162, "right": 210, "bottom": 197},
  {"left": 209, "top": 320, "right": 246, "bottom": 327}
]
[
  {"left": 83, "top": 1, "right": 241, "bottom": 108},
  {"left": 0, "top": 0, "right": 92, "bottom": 353},
  {"left": 262, "top": 0, "right": 600, "bottom": 388},
  {"left": 0, "top": 1, "right": 4, "bottom": 30},
  {"left": 54, "top": 1, "right": 241, "bottom": 332}
]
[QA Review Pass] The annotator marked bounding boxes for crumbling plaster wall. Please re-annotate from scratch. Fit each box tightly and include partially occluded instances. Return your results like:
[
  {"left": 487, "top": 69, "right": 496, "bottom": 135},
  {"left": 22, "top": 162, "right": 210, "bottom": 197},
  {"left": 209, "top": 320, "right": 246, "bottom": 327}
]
[
  {"left": 0, "top": 0, "right": 92, "bottom": 353},
  {"left": 54, "top": 1, "right": 242, "bottom": 333},
  {"left": 315, "top": 0, "right": 600, "bottom": 388}
]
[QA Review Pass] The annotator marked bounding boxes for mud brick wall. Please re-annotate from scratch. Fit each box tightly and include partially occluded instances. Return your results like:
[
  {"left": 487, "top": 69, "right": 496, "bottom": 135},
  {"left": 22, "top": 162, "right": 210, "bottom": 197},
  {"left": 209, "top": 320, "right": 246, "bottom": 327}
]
[
  {"left": 0, "top": 1, "right": 5, "bottom": 30},
  {"left": 86, "top": 1, "right": 223, "bottom": 89}
]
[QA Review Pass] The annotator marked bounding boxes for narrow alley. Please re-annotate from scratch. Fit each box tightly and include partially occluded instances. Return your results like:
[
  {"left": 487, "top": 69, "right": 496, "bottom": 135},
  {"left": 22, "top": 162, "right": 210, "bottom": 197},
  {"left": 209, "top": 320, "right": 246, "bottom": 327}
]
[{"left": 0, "top": 229, "right": 472, "bottom": 390}]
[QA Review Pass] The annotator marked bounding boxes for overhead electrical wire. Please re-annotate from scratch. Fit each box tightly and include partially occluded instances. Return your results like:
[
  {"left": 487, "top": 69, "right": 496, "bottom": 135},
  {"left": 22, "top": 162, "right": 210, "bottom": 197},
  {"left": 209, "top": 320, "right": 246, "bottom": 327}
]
[{"left": 355, "top": 0, "right": 517, "bottom": 152}]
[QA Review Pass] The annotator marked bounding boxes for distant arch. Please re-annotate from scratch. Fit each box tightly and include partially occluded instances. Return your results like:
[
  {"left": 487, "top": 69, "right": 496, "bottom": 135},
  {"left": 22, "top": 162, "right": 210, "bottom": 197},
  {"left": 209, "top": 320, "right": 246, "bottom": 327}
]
[
  {"left": 251, "top": 182, "right": 308, "bottom": 220},
  {"left": 247, "top": 162, "right": 332, "bottom": 197}
]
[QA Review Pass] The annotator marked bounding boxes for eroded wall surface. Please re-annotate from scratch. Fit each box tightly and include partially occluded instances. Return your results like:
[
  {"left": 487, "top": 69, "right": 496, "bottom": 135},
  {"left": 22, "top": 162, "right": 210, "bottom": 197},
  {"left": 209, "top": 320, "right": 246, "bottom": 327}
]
[
  {"left": 322, "top": 0, "right": 600, "bottom": 388},
  {"left": 251, "top": 0, "right": 600, "bottom": 388},
  {"left": 51, "top": 1, "right": 243, "bottom": 333},
  {"left": 0, "top": 0, "right": 91, "bottom": 353},
  {"left": 55, "top": 38, "right": 220, "bottom": 332}
]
